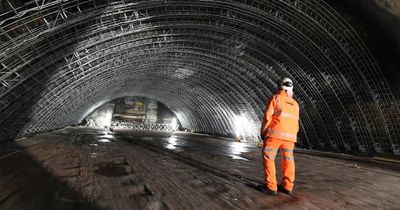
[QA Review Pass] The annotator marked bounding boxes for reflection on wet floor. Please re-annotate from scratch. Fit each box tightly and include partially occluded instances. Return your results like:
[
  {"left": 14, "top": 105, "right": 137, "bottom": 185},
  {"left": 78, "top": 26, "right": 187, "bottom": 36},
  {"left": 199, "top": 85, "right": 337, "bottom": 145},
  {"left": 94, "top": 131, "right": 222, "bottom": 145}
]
[
  {"left": 229, "top": 142, "right": 251, "bottom": 161},
  {"left": 124, "top": 132, "right": 256, "bottom": 161},
  {"left": 98, "top": 139, "right": 111, "bottom": 143},
  {"left": 100, "top": 132, "right": 114, "bottom": 139},
  {"left": 166, "top": 136, "right": 180, "bottom": 151}
]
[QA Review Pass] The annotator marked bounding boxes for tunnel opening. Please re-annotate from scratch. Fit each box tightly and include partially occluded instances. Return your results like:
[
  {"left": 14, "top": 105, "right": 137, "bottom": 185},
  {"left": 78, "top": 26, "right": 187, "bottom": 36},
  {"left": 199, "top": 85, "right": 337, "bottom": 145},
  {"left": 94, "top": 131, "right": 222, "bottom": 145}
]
[{"left": 80, "top": 96, "right": 182, "bottom": 132}]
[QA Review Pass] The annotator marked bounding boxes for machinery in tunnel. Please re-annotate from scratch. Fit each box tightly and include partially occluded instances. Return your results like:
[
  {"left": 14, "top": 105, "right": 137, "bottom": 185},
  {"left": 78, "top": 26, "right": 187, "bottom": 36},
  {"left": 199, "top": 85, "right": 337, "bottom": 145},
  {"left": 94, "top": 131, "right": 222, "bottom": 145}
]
[
  {"left": 82, "top": 96, "right": 181, "bottom": 131},
  {"left": 0, "top": 0, "right": 399, "bottom": 157}
]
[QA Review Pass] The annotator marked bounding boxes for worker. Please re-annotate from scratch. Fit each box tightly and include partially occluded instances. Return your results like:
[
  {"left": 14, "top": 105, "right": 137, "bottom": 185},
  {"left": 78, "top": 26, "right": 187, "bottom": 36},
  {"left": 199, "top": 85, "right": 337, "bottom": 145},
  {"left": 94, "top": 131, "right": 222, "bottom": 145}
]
[{"left": 259, "top": 77, "right": 299, "bottom": 196}]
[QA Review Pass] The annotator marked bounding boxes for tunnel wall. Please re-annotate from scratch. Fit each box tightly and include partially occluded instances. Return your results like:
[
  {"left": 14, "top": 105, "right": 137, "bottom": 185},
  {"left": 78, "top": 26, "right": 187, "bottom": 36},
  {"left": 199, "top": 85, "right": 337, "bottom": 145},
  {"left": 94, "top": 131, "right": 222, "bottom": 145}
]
[{"left": 0, "top": 0, "right": 399, "bottom": 156}]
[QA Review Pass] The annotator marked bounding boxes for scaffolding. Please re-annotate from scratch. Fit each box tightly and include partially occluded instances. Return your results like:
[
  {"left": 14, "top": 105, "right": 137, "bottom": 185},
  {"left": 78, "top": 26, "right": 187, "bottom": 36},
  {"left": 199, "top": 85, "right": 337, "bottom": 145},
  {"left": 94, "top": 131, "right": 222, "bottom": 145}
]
[{"left": 0, "top": 0, "right": 399, "bottom": 155}]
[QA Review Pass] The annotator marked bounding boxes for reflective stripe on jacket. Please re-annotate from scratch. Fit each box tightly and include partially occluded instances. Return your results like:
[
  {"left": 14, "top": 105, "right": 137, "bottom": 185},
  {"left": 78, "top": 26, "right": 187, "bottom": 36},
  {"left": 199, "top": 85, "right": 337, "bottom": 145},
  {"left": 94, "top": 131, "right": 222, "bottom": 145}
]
[{"left": 261, "top": 90, "right": 300, "bottom": 142}]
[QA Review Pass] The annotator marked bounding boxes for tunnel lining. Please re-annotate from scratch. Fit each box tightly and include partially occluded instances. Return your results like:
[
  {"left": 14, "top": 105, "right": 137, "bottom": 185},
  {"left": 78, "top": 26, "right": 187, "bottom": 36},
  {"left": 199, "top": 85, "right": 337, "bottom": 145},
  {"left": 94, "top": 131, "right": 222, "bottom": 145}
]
[{"left": 0, "top": 0, "right": 399, "bottom": 155}]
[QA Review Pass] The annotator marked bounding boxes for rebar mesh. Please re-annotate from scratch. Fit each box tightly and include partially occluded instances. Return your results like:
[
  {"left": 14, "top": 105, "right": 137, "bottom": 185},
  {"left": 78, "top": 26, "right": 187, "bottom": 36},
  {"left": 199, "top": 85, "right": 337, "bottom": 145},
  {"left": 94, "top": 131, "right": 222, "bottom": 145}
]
[{"left": 0, "top": 0, "right": 399, "bottom": 155}]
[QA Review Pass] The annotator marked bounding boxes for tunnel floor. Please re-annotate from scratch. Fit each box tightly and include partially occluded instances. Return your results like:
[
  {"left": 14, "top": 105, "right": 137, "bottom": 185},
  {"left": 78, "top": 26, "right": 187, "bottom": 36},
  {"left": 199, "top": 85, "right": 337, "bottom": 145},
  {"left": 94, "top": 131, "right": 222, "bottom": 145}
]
[{"left": 0, "top": 127, "right": 399, "bottom": 210}]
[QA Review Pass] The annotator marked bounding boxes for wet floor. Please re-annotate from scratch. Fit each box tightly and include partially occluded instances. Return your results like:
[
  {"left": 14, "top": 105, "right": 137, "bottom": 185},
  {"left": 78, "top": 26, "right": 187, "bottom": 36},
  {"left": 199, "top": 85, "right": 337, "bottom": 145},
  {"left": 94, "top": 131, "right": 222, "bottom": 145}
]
[
  {"left": 1, "top": 127, "right": 400, "bottom": 210},
  {"left": 119, "top": 131, "right": 255, "bottom": 161}
]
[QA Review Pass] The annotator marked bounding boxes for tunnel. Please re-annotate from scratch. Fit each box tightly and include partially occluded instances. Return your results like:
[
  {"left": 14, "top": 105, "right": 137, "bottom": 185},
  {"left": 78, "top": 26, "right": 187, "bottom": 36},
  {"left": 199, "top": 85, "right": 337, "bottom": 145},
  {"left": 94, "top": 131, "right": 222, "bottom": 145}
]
[{"left": 0, "top": 0, "right": 400, "bottom": 209}]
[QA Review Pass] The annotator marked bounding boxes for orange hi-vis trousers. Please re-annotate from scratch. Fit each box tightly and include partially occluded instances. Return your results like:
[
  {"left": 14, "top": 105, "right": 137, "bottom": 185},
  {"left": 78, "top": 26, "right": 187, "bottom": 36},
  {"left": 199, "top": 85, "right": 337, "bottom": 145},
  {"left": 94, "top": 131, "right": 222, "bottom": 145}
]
[{"left": 262, "top": 137, "right": 295, "bottom": 191}]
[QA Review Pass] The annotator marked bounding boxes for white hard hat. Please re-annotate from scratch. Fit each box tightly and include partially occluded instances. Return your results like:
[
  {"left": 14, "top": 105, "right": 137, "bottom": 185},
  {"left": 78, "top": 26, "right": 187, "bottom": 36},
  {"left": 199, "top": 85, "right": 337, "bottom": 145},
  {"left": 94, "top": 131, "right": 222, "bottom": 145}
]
[{"left": 278, "top": 78, "right": 293, "bottom": 91}]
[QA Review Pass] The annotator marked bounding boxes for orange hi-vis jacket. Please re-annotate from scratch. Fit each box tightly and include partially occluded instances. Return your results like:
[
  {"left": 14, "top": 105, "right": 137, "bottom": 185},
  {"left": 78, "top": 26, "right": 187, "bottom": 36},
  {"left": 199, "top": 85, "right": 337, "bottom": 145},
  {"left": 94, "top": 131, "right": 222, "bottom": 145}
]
[{"left": 261, "top": 90, "right": 300, "bottom": 142}]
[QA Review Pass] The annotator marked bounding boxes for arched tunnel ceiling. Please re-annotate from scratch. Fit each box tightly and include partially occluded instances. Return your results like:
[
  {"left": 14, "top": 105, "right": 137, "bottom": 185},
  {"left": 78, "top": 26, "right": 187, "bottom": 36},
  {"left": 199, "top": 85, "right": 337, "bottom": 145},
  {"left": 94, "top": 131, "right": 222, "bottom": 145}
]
[
  {"left": 373, "top": 0, "right": 400, "bottom": 16},
  {"left": 0, "top": 0, "right": 399, "bottom": 155}
]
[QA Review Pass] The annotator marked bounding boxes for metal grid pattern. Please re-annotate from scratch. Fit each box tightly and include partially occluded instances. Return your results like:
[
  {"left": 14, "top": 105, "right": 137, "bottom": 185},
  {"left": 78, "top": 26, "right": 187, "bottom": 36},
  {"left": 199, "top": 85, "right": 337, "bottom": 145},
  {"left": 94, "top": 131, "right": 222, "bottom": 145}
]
[{"left": 0, "top": 0, "right": 399, "bottom": 155}]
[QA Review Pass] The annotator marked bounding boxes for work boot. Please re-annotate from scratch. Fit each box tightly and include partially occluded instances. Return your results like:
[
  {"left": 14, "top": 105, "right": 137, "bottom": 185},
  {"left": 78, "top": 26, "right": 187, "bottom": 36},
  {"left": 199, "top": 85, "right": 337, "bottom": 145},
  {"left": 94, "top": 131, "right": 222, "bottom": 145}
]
[
  {"left": 278, "top": 185, "right": 293, "bottom": 195},
  {"left": 258, "top": 185, "right": 277, "bottom": 195}
]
